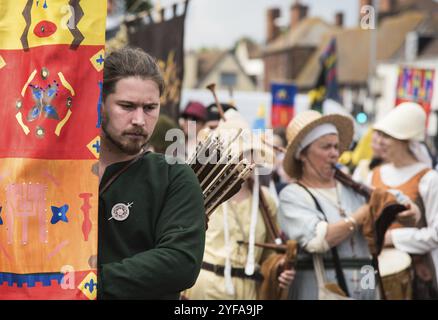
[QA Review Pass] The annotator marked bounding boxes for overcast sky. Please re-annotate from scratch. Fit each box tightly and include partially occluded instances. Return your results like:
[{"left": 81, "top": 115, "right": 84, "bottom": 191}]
[{"left": 155, "top": 0, "right": 359, "bottom": 50}]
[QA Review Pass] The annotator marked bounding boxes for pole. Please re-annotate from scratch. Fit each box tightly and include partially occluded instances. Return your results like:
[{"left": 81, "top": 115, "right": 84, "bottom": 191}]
[{"left": 368, "top": 0, "right": 379, "bottom": 121}]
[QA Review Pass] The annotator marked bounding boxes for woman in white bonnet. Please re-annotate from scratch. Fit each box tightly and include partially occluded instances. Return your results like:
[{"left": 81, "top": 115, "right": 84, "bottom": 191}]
[{"left": 371, "top": 102, "right": 438, "bottom": 298}]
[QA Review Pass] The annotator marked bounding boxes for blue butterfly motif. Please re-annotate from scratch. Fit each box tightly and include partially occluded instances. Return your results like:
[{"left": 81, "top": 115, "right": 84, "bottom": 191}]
[
  {"left": 0, "top": 206, "right": 3, "bottom": 225},
  {"left": 27, "top": 82, "right": 60, "bottom": 121},
  {"left": 50, "top": 205, "right": 69, "bottom": 224},
  {"left": 43, "top": 105, "right": 59, "bottom": 119}
]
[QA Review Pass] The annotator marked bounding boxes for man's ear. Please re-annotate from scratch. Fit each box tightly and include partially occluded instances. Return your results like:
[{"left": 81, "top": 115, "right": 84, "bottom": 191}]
[
  {"left": 100, "top": 100, "right": 107, "bottom": 125},
  {"left": 101, "top": 97, "right": 109, "bottom": 115}
]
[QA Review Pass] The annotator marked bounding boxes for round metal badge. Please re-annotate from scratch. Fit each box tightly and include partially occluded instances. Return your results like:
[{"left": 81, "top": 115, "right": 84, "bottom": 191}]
[{"left": 109, "top": 202, "right": 133, "bottom": 221}]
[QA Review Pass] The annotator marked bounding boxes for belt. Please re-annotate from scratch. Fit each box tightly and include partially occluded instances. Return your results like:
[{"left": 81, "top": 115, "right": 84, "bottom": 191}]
[
  {"left": 296, "top": 258, "right": 373, "bottom": 270},
  {"left": 201, "top": 262, "right": 264, "bottom": 282}
]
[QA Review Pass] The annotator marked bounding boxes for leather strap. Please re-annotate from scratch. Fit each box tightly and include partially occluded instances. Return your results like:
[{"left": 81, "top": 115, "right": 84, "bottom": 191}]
[
  {"left": 296, "top": 257, "right": 372, "bottom": 270},
  {"left": 99, "top": 151, "right": 149, "bottom": 196}
]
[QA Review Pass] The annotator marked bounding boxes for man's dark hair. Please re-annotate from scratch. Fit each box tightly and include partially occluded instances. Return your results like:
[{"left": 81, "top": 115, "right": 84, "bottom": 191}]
[{"left": 103, "top": 47, "right": 165, "bottom": 101}]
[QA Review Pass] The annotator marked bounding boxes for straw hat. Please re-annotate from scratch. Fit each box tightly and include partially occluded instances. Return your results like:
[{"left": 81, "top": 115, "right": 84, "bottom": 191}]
[
  {"left": 283, "top": 110, "right": 354, "bottom": 178},
  {"left": 373, "top": 102, "right": 426, "bottom": 142}
]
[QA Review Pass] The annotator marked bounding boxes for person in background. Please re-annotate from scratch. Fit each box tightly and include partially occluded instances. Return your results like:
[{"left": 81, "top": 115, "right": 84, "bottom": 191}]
[
  {"left": 370, "top": 102, "right": 438, "bottom": 299},
  {"left": 179, "top": 101, "right": 207, "bottom": 157},
  {"left": 148, "top": 114, "right": 180, "bottom": 155},
  {"left": 278, "top": 110, "right": 376, "bottom": 300},
  {"left": 272, "top": 127, "right": 293, "bottom": 194},
  {"left": 184, "top": 109, "right": 295, "bottom": 300},
  {"left": 205, "top": 102, "right": 237, "bottom": 130},
  {"left": 352, "top": 129, "right": 386, "bottom": 184},
  {"left": 279, "top": 110, "right": 419, "bottom": 300}
]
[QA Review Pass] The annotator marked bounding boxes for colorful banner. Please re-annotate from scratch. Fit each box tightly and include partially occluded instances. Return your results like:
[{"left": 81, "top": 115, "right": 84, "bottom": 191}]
[
  {"left": 271, "top": 83, "right": 296, "bottom": 128},
  {"left": 0, "top": 0, "right": 106, "bottom": 299},
  {"left": 309, "top": 37, "right": 340, "bottom": 113},
  {"left": 320, "top": 38, "right": 340, "bottom": 102},
  {"left": 127, "top": 0, "right": 189, "bottom": 123},
  {"left": 395, "top": 67, "right": 435, "bottom": 121}
]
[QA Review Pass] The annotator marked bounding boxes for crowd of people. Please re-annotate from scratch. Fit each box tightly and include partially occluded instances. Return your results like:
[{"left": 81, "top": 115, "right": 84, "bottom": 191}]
[{"left": 97, "top": 46, "right": 438, "bottom": 300}]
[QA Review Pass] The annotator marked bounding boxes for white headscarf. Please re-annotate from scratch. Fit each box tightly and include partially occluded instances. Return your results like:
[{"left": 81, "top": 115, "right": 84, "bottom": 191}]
[
  {"left": 294, "top": 123, "right": 338, "bottom": 159},
  {"left": 409, "top": 141, "right": 432, "bottom": 168}
]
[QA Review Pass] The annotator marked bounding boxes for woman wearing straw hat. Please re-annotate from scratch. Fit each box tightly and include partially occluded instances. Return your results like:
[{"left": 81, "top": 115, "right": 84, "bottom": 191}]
[
  {"left": 371, "top": 102, "right": 438, "bottom": 299},
  {"left": 184, "top": 109, "right": 295, "bottom": 300},
  {"left": 279, "top": 110, "right": 377, "bottom": 300}
]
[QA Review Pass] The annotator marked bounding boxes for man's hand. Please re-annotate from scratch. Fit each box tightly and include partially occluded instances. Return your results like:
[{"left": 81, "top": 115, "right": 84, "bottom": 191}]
[
  {"left": 278, "top": 269, "right": 296, "bottom": 289},
  {"left": 276, "top": 257, "right": 295, "bottom": 289}
]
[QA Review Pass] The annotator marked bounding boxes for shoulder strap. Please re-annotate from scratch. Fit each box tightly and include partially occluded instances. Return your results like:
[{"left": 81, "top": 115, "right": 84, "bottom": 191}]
[
  {"left": 296, "top": 182, "right": 325, "bottom": 218},
  {"left": 247, "top": 177, "right": 284, "bottom": 244},
  {"left": 413, "top": 168, "right": 431, "bottom": 183},
  {"left": 99, "top": 151, "right": 149, "bottom": 196},
  {"left": 371, "top": 165, "right": 384, "bottom": 189},
  {"left": 296, "top": 181, "right": 350, "bottom": 297},
  {"left": 414, "top": 168, "right": 432, "bottom": 228},
  {"left": 259, "top": 185, "right": 285, "bottom": 243}
]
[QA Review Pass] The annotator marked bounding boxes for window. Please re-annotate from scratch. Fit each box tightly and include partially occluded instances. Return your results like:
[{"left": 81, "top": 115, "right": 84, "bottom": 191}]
[{"left": 220, "top": 72, "right": 237, "bottom": 87}]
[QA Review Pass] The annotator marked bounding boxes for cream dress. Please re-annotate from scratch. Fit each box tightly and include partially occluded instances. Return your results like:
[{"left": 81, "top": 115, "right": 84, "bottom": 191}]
[{"left": 184, "top": 188, "right": 276, "bottom": 300}]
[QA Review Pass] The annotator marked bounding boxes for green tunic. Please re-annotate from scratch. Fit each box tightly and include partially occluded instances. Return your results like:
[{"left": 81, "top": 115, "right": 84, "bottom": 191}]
[{"left": 98, "top": 152, "right": 206, "bottom": 299}]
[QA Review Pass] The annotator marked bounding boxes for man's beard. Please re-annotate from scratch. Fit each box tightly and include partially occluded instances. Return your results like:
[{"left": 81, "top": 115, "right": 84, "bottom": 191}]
[{"left": 102, "top": 121, "right": 148, "bottom": 156}]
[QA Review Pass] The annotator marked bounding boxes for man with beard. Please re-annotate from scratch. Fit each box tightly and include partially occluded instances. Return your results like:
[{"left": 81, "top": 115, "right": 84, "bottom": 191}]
[{"left": 96, "top": 47, "right": 206, "bottom": 299}]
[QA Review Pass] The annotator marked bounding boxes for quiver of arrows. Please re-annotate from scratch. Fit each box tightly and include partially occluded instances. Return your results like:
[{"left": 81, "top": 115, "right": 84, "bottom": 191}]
[{"left": 186, "top": 128, "right": 254, "bottom": 217}]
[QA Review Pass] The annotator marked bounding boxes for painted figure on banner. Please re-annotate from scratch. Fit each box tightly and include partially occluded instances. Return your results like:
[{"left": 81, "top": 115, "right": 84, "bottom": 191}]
[{"left": 0, "top": 0, "right": 106, "bottom": 300}]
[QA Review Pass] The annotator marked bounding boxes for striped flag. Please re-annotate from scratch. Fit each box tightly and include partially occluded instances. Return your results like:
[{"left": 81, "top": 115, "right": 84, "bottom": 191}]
[{"left": 271, "top": 83, "right": 296, "bottom": 128}]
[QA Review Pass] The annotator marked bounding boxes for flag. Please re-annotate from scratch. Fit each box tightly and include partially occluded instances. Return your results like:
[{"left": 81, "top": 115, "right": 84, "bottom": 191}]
[
  {"left": 271, "top": 83, "right": 296, "bottom": 128},
  {"left": 395, "top": 67, "right": 434, "bottom": 123},
  {"left": 252, "top": 104, "right": 266, "bottom": 130},
  {"left": 309, "top": 37, "right": 340, "bottom": 113},
  {"left": 127, "top": 0, "right": 189, "bottom": 123},
  {"left": 0, "top": 0, "right": 106, "bottom": 299}
]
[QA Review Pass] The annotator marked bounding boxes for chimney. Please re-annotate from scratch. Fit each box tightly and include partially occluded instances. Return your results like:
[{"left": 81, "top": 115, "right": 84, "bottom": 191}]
[
  {"left": 380, "top": 0, "right": 396, "bottom": 14},
  {"left": 405, "top": 31, "right": 419, "bottom": 62},
  {"left": 290, "top": 1, "right": 308, "bottom": 30},
  {"left": 266, "top": 8, "right": 280, "bottom": 43},
  {"left": 335, "top": 12, "right": 344, "bottom": 27}
]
